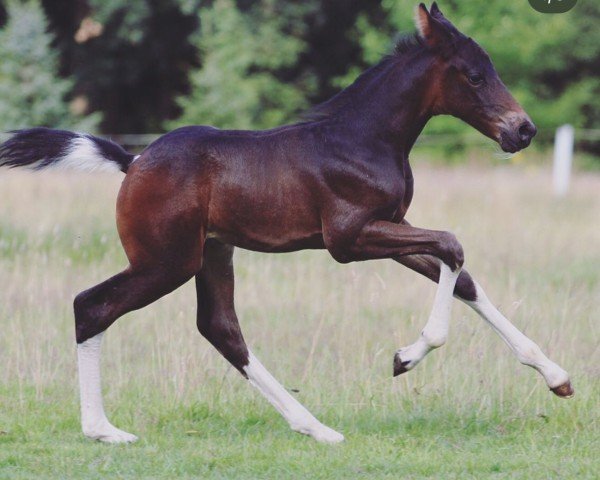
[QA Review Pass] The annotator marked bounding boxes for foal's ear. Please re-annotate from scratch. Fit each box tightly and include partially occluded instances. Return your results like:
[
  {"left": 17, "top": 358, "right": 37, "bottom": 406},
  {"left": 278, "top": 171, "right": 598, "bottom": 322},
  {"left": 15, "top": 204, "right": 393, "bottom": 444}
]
[
  {"left": 414, "top": 3, "right": 455, "bottom": 53},
  {"left": 430, "top": 2, "right": 444, "bottom": 18}
]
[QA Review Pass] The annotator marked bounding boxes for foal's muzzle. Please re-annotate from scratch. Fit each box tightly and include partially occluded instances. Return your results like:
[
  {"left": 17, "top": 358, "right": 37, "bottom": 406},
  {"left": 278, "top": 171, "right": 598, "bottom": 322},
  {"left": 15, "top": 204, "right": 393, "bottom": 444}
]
[{"left": 499, "top": 118, "right": 537, "bottom": 153}]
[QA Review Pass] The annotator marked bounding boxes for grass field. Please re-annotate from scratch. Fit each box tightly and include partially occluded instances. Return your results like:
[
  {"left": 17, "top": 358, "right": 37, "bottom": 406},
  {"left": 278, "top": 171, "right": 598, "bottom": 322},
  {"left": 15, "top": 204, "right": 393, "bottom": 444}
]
[{"left": 0, "top": 163, "right": 598, "bottom": 479}]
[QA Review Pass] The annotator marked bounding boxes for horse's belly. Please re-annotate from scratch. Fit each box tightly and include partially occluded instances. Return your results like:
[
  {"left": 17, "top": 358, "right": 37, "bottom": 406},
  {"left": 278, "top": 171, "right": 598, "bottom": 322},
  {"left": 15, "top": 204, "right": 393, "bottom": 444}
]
[
  {"left": 209, "top": 229, "right": 325, "bottom": 253},
  {"left": 207, "top": 186, "right": 324, "bottom": 253}
]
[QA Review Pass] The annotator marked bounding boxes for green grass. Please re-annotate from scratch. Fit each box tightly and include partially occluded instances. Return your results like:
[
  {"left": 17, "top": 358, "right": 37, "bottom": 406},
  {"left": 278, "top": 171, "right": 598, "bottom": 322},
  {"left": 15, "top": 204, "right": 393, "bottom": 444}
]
[
  {"left": 0, "top": 165, "right": 598, "bottom": 479},
  {"left": 1, "top": 387, "right": 597, "bottom": 479}
]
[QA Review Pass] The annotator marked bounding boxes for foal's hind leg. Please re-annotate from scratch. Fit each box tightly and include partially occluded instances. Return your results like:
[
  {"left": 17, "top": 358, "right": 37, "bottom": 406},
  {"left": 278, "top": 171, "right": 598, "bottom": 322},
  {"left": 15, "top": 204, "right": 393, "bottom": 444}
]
[
  {"left": 75, "top": 267, "right": 197, "bottom": 443},
  {"left": 195, "top": 239, "right": 344, "bottom": 443},
  {"left": 73, "top": 162, "right": 208, "bottom": 443},
  {"left": 394, "top": 254, "right": 573, "bottom": 397}
]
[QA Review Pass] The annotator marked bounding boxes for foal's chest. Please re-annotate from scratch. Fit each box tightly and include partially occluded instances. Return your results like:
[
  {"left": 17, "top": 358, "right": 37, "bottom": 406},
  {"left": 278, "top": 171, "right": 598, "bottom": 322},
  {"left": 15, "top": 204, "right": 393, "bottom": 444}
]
[{"left": 326, "top": 155, "right": 413, "bottom": 222}]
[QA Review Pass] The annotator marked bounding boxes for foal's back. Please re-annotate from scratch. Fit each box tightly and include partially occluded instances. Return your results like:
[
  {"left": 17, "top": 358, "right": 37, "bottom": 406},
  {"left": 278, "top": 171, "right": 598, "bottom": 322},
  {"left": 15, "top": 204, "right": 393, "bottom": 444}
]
[{"left": 117, "top": 124, "right": 331, "bottom": 258}]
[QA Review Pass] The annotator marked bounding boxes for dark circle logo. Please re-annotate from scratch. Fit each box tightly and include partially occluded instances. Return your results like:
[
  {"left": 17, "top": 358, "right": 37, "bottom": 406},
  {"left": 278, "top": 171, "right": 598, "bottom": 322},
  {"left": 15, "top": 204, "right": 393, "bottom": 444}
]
[{"left": 528, "top": 0, "right": 577, "bottom": 14}]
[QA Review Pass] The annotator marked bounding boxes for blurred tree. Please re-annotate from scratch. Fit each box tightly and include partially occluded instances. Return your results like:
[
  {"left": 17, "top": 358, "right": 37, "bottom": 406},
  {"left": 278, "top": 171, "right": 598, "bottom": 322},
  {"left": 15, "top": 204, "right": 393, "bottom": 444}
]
[
  {"left": 0, "top": 2, "right": 6, "bottom": 27},
  {"left": 344, "top": 0, "right": 600, "bottom": 150},
  {"left": 170, "top": 0, "right": 313, "bottom": 129},
  {"left": 0, "top": 0, "right": 98, "bottom": 131},
  {"left": 291, "top": 0, "right": 386, "bottom": 106},
  {"left": 40, "top": 0, "right": 199, "bottom": 133},
  {"left": 0, "top": 0, "right": 596, "bottom": 158}
]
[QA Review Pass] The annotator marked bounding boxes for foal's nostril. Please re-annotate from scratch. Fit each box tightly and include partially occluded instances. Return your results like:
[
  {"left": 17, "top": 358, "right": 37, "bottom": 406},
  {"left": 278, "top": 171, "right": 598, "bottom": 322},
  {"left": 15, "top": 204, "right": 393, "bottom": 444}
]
[{"left": 518, "top": 121, "right": 537, "bottom": 142}]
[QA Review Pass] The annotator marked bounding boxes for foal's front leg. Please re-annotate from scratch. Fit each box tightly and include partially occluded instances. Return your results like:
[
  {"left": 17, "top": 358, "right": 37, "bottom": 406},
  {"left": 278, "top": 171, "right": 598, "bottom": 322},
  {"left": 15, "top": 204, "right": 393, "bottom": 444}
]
[
  {"left": 395, "top": 254, "right": 573, "bottom": 397},
  {"left": 393, "top": 262, "right": 459, "bottom": 375},
  {"left": 342, "top": 220, "right": 464, "bottom": 375}
]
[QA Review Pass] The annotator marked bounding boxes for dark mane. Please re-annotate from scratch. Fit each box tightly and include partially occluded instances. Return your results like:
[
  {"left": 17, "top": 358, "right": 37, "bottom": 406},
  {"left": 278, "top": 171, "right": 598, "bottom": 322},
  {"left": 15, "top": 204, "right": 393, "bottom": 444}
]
[
  {"left": 303, "top": 32, "right": 425, "bottom": 122},
  {"left": 394, "top": 32, "right": 424, "bottom": 55}
]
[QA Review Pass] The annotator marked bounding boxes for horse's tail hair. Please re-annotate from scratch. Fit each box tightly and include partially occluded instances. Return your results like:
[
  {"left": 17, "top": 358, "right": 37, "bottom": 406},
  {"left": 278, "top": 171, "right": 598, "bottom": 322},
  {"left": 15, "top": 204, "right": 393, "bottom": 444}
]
[{"left": 0, "top": 127, "right": 135, "bottom": 174}]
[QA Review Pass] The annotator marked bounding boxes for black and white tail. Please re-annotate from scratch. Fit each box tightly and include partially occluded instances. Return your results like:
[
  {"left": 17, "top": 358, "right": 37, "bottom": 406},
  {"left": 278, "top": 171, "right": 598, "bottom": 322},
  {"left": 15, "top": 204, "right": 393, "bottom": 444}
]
[{"left": 0, "top": 127, "right": 135, "bottom": 173}]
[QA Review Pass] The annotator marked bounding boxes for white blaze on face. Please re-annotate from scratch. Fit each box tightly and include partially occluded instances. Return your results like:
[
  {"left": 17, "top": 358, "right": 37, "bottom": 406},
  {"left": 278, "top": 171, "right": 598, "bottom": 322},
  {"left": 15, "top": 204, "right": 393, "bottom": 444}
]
[{"left": 243, "top": 351, "right": 344, "bottom": 444}]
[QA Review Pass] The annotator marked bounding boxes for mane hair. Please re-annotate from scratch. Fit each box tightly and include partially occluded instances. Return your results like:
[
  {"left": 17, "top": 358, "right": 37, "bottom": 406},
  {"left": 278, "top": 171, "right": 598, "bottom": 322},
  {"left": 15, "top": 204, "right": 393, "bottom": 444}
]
[
  {"left": 303, "top": 32, "right": 425, "bottom": 122},
  {"left": 394, "top": 32, "right": 424, "bottom": 55}
]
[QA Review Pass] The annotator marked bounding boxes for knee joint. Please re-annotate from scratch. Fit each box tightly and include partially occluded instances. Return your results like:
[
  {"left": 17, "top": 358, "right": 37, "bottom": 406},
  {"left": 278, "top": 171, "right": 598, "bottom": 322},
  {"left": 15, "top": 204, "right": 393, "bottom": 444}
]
[{"left": 439, "top": 232, "right": 464, "bottom": 270}]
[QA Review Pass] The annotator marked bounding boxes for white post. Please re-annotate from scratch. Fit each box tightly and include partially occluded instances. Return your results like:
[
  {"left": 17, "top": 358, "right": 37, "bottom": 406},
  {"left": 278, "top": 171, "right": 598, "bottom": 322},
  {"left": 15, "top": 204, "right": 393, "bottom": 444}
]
[{"left": 553, "top": 124, "right": 574, "bottom": 197}]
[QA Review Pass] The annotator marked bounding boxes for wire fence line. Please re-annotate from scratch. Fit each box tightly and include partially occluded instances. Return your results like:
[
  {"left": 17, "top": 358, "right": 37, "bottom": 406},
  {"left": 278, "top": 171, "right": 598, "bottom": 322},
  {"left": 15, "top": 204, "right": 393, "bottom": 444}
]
[
  {"left": 1, "top": 128, "right": 598, "bottom": 152},
  {"left": 576, "top": 129, "right": 600, "bottom": 141}
]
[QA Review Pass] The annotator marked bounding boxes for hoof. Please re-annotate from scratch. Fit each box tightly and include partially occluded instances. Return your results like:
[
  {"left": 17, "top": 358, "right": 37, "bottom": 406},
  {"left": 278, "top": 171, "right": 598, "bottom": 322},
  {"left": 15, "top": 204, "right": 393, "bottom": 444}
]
[
  {"left": 310, "top": 425, "right": 345, "bottom": 444},
  {"left": 550, "top": 381, "right": 574, "bottom": 399},
  {"left": 83, "top": 421, "right": 139, "bottom": 444},
  {"left": 293, "top": 422, "right": 345, "bottom": 444},
  {"left": 393, "top": 354, "right": 410, "bottom": 377},
  {"left": 392, "top": 342, "right": 429, "bottom": 377}
]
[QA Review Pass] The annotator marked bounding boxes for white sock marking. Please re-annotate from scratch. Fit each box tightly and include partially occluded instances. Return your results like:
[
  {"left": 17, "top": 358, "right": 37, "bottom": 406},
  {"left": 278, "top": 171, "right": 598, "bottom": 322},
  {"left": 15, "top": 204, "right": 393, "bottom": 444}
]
[
  {"left": 466, "top": 283, "right": 570, "bottom": 389},
  {"left": 77, "top": 332, "right": 137, "bottom": 443},
  {"left": 397, "top": 263, "right": 460, "bottom": 370},
  {"left": 243, "top": 351, "right": 344, "bottom": 444}
]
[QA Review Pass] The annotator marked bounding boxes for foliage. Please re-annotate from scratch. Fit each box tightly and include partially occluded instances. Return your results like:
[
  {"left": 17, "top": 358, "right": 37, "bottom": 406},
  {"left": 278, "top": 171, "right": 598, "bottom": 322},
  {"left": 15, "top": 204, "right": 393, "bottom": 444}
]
[
  {"left": 0, "top": 1, "right": 97, "bottom": 131},
  {"left": 38, "top": 0, "right": 199, "bottom": 133},
  {"left": 345, "top": 1, "right": 600, "bottom": 147},
  {"left": 170, "top": 0, "right": 314, "bottom": 130},
  {"left": 0, "top": 0, "right": 597, "bottom": 158}
]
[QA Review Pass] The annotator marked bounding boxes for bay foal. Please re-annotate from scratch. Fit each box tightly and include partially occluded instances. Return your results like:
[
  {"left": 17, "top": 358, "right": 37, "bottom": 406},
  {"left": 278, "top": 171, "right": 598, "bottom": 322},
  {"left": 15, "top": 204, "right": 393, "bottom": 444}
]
[{"left": 0, "top": 3, "right": 572, "bottom": 444}]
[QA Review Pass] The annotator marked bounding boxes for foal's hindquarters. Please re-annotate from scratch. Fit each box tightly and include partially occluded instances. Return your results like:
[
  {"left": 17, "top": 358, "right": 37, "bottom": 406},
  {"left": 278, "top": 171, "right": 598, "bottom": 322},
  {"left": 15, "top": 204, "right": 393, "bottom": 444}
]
[{"left": 75, "top": 160, "right": 207, "bottom": 442}]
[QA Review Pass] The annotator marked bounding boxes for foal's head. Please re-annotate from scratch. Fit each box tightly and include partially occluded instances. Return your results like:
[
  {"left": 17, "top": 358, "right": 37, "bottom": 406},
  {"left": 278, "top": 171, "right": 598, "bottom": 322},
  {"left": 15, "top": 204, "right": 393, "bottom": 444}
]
[{"left": 416, "top": 3, "right": 536, "bottom": 153}]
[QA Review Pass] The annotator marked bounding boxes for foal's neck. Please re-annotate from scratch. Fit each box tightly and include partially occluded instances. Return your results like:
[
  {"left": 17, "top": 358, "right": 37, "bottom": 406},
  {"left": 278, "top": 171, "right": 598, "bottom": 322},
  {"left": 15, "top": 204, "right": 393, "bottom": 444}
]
[{"left": 329, "top": 50, "right": 437, "bottom": 159}]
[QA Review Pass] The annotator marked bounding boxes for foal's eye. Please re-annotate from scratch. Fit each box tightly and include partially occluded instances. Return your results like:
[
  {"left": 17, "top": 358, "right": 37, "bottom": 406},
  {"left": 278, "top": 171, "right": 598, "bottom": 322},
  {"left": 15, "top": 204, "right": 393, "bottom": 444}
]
[{"left": 467, "top": 73, "right": 484, "bottom": 86}]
